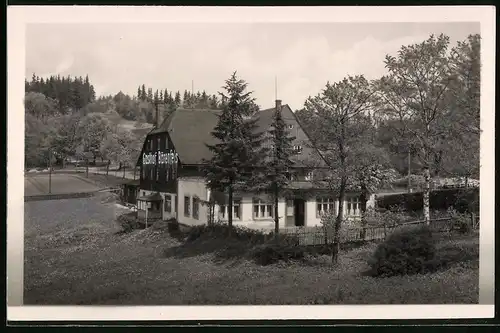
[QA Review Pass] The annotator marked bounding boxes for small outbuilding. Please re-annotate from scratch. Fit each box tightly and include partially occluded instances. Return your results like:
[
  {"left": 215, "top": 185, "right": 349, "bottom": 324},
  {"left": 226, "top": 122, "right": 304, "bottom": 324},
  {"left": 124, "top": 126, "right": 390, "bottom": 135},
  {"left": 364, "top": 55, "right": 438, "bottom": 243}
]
[
  {"left": 120, "top": 179, "right": 140, "bottom": 205},
  {"left": 137, "top": 192, "right": 163, "bottom": 225}
]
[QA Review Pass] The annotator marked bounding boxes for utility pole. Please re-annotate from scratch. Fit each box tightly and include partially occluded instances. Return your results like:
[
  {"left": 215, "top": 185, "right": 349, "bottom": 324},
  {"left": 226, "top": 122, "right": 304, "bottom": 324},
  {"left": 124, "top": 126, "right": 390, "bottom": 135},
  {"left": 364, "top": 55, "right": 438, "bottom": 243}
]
[
  {"left": 48, "top": 148, "right": 52, "bottom": 194},
  {"left": 275, "top": 75, "right": 278, "bottom": 101},
  {"left": 191, "top": 80, "right": 195, "bottom": 109}
]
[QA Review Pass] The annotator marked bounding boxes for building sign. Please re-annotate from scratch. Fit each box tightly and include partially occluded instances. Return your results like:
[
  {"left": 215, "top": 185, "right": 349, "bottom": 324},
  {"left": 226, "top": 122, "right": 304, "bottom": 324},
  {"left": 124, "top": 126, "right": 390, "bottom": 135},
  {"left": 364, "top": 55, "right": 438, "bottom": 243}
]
[{"left": 143, "top": 150, "right": 179, "bottom": 166}]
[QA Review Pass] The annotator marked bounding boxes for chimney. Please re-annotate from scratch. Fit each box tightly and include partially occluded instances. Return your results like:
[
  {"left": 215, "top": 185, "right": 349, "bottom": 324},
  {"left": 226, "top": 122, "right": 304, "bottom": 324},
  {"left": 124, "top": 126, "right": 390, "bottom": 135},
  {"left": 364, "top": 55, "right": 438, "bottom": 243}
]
[{"left": 275, "top": 99, "right": 282, "bottom": 111}]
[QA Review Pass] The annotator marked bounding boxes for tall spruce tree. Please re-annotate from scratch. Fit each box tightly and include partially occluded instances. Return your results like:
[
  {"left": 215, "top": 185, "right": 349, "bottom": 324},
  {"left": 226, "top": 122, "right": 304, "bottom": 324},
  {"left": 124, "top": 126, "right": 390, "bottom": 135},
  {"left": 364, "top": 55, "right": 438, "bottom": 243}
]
[
  {"left": 147, "top": 88, "right": 153, "bottom": 103},
  {"left": 264, "top": 103, "right": 296, "bottom": 235},
  {"left": 174, "top": 91, "right": 181, "bottom": 107},
  {"left": 203, "top": 72, "right": 265, "bottom": 229},
  {"left": 141, "top": 84, "right": 146, "bottom": 101}
]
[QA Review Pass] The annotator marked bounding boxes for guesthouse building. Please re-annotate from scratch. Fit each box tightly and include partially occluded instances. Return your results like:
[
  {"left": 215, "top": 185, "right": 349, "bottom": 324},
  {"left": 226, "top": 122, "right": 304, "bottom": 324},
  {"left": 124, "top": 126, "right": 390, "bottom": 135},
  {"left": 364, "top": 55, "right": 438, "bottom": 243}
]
[{"left": 135, "top": 100, "right": 375, "bottom": 230}]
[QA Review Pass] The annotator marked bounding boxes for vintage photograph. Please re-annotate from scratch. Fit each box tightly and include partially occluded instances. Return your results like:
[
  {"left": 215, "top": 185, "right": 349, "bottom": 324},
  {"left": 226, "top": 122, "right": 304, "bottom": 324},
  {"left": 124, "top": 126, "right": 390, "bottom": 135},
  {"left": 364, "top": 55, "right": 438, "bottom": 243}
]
[{"left": 18, "top": 11, "right": 485, "bottom": 308}]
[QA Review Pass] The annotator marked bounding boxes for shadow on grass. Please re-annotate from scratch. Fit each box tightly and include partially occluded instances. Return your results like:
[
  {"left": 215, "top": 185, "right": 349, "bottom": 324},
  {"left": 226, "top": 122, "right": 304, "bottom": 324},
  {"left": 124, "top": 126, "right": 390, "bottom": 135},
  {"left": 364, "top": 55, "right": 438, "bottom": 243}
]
[{"left": 162, "top": 236, "right": 254, "bottom": 265}]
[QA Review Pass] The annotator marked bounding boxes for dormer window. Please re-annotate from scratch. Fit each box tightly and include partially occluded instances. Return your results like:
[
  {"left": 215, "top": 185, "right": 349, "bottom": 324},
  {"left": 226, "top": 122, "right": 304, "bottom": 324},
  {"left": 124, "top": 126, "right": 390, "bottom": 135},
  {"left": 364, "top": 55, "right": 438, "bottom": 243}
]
[
  {"left": 293, "top": 145, "right": 303, "bottom": 154},
  {"left": 288, "top": 124, "right": 294, "bottom": 130},
  {"left": 305, "top": 171, "right": 314, "bottom": 181}
]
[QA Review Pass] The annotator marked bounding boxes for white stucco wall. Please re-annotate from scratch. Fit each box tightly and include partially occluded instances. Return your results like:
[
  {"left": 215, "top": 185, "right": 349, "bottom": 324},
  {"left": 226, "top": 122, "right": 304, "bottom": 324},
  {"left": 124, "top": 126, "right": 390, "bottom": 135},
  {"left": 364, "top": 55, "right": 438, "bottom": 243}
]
[
  {"left": 217, "top": 196, "right": 287, "bottom": 231},
  {"left": 177, "top": 177, "right": 209, "bottom": 226},
  {"left": 140, "top": 180, "right": 378, "bottom": 229}
]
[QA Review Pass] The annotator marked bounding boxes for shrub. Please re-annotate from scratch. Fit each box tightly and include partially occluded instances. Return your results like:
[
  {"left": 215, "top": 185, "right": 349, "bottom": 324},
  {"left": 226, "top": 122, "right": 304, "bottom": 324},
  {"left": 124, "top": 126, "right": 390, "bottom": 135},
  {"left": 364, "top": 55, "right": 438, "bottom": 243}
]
[
  {"left": 446, "top": 208, "right": 473, "bottom": 234},
  {"left": 363, "top": 207, "right": 413, "bottom": 227},
  {"left": 367, "top": 225, "right": 436, "bottom": 277},
  {"left": 185, "top": 222, "right": 272, "bottom": 244},
  {"left": 376, "top": 188, "right": 479, "bottom": 214},
  {"left": 116, "top": 212, "right": 142, "bottom": 233},
  {"left": 251, "top": 242, "right": 305, "bottom": 266}
]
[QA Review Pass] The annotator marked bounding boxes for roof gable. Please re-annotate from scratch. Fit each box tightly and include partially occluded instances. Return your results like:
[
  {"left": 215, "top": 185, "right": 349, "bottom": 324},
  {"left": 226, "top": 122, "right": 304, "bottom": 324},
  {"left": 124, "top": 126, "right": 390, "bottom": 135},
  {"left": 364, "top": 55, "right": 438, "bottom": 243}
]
[{"left": 139, "top": 105, "right": 327, "bottom": 168}]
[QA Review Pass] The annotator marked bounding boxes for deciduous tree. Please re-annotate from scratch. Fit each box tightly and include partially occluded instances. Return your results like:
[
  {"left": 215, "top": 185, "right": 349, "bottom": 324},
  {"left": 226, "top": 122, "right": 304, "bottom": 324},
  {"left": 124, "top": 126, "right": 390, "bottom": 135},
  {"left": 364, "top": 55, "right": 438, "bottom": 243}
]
[
  {"left": 304, "top": 75, "right": 378, "bottom": 263},
  {"left": 375, "top": 34, "right": 455, "bottom": 224}
]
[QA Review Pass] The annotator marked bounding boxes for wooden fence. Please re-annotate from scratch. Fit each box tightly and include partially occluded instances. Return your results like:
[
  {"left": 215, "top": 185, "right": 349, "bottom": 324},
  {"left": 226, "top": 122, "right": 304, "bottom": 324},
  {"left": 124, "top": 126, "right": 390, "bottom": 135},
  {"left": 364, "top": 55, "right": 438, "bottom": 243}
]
[{"left": 281, "top": 215, "right": 479, "bottom": 247}]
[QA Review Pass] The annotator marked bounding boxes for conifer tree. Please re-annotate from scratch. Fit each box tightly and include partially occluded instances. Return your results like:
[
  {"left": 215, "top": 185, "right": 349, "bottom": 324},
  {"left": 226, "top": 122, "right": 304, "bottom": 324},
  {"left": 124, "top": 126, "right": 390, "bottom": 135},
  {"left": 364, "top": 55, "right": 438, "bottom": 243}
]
[
  {"left": 147, "top": 88, "right": 153, "bottom": 103},
  {"left": 264, "top": 103, "right": 297, "bottom": 235},
  {"left": 203, "top": 72, "right": 265, "bottom": 229},
  {"left": 174, "top": 91, "right": 181, "bottom": 107},
  {"left": 141, "top": 84, "right": 146, "bottom": 101},
  {"left": 137, "top": 86, "right": 142, "bottom": 100},
  {"left": 154, "top": 89, "right": 159, "bottom": 104}
]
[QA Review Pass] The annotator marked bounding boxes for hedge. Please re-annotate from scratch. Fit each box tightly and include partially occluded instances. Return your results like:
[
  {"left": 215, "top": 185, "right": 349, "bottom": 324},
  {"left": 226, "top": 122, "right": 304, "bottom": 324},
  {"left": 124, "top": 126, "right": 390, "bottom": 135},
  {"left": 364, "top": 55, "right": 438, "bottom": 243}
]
[{"left": 376, "top": 187, "right": 479, "bottom": 213}]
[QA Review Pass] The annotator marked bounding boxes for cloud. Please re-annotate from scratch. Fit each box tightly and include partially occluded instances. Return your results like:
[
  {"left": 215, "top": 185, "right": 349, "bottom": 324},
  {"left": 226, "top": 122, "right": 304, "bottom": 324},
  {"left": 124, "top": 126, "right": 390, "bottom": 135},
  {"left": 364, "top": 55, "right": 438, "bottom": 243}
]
[
  {"left": 25, "top": 22, "right": 478, "bottom": 110},
  {"left": 55, "top": 55, "right": 75, "bottom": 73}
]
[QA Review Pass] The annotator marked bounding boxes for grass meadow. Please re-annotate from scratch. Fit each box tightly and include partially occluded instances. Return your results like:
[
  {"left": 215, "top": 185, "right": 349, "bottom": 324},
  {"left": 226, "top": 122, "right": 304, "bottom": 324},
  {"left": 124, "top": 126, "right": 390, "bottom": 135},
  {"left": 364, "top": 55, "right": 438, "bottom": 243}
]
[{"left": 24, "top": 194, "right": 479, "bottom": 305}]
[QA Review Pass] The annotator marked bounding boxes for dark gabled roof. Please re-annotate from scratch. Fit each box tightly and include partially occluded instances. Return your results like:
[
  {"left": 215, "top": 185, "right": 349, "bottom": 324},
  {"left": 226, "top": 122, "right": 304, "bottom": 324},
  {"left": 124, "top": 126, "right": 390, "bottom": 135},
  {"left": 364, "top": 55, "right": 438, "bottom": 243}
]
[
  {"left": 141, "top": 105, "right": 328, "bottom": 168},
  {"left": 152, "top": 108, "right": 221, "bottom": 165}
]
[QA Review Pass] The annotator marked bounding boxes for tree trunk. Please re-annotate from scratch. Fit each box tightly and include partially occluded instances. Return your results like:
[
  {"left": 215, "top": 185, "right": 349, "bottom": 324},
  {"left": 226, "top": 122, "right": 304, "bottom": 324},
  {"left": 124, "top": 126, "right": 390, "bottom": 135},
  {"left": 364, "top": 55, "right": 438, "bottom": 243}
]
[
  {"left": 106, "top": 160, "right": 110, "bottom": 177},
  {"left": 274, "top": 184, "right": 279, "bottom": 238},
  {"left": 227, "top": 184, "right": 233, "bottom": 230},
  {"left": 123, "top": 164, "right": 126, "bottom": 179},
  {"left": 465, "top": 176, "right": 469, "bottom": 188},
  {"left": 359, "top": 185, "right": 368, "bottom": 241},
  {"left": 332, "top": 177, "right": 346, "bottom": 264},
  {"left": 423, "top": 166, "right": 431, "bottom": 225},
  {"left": 407, "top": 150, "right": 412, "bottom": 193}
]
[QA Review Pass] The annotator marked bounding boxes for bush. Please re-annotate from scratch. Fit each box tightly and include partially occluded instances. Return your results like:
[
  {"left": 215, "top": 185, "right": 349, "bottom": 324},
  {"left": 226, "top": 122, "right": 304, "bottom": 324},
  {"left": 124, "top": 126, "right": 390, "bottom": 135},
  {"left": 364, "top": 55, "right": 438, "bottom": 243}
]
[
  {"left": 251, "top": 242, "right": 305, "bottom": 266},
  {"left": 186, "top": 222, "right": 271, "bottom": 244},
  {"left": 446, "top": 208, "right": 473, "bottom": 234},
  {"left": 116, "top": 212, "right": 142, "bottom": 233},
  {"left": 367, "top": 225, "right": 436, "bottom": 277},
  {"left": 376, "top": 188, "right": 479, "bottom": 214}
]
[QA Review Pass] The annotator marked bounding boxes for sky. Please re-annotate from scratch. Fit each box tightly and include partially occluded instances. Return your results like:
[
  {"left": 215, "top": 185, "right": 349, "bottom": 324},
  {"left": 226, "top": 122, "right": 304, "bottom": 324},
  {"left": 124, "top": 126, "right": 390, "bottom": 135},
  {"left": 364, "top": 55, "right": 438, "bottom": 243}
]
[{"left": 25, "top": 22, "right": 479, "bottom": 110}]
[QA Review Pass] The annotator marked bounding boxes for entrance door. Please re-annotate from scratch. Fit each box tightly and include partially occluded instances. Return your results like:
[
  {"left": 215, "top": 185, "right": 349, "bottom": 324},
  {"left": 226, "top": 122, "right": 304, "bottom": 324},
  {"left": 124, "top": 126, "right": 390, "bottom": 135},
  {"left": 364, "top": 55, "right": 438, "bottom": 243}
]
[{"left": 294, "top": 199, "right": 305, "bottom": 227}]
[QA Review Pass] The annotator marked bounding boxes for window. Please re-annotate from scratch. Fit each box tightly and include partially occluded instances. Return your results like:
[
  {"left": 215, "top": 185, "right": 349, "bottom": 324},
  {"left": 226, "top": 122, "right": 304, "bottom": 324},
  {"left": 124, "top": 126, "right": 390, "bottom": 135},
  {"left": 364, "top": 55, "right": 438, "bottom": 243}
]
[
  {"left": 156, "top": 167, "right": 159, "bottom": 181},
  {"left": 157, "top": 137, "right": 160, "bottom": 150},
  {"left": 253, "top": 198, "right": 274, "bottom": 219},
  {"left": 175, "top": 196, "right": 178, "bottom": 213},
  {"left": 346, "top": 196, "right": 360, "bottom": 216},
  {"left": 142, "top": 191, "right": 145, "bottom": 196},
  {"left": 316, "top": 197, "right": 335, "bottom": 217},
  {"left": 293, "top": 145, "right": 303, "bottom": 154},
  {"left": 164, "top": 195, "right": 171, "bottom": 213},
  {"left": 193, "top": 197, "right": 200, "bottom": 220},
  {"left": 288, "top": 124, "right": 294, "bottom": 130},
  {"left": 305, "top": 171, "right": 314, "bottom": 181},
  {"left": 165, "top": 137, "right": 169, "bottom": 150},
  {"left": 184, "top": 196, "right": 191, "bottom": 217},
  {"left": 220, "top": 199, "right": 241, "bottom": 220},
  {"left": 165, "top": 166, "right": 170, "bottom": 182}
]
